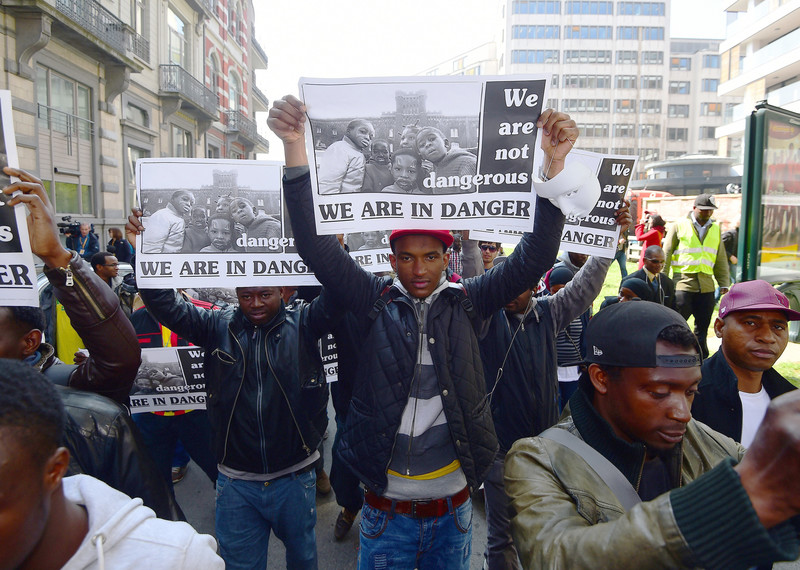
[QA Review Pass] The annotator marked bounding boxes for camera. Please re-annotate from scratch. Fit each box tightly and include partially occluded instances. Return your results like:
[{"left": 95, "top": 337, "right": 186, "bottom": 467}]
[{"left": 57, "top": 215, "right": 81, "bottom": 236}]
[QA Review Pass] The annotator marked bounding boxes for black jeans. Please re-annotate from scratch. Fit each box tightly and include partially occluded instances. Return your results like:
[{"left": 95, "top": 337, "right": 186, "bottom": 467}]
[{"left": 675, "top": 290, "right": 716, "bottom": 358}]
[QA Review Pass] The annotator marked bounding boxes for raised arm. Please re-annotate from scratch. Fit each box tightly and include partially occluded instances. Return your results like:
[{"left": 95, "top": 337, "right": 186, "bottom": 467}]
[{"left": 3, "top": 167, "right": 140, "bottom": 405}]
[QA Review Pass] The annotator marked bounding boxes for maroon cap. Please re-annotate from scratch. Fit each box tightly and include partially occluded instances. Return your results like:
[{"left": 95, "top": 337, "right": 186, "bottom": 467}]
[
  {"left": 719, "top": 280, "right": 800, "bottom": 321},
  {"left": 389, "top": 229, "right": 454, "bottom": 248}
]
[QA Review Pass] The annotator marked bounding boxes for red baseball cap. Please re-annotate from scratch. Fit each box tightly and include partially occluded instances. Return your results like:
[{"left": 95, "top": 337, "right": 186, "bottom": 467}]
[
  {"left": 719, "top": 280, "right": 800, "bottom": 321},
  {"left": 389, "top": 229, "right": 454, "bottom": 249}
]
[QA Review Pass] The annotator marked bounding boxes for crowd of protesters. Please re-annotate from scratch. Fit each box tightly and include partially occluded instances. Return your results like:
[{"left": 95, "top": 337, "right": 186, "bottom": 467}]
[{"left": 1, "top": 94, "right": 799, "bottom": 570}]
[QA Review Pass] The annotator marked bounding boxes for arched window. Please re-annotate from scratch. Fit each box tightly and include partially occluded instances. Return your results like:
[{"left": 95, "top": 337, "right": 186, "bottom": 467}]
[
  {"left": 209, "top": 54, "right": 219, "bottom": 104},
  {"left": 228, "top": 72, "right": 241, "bottom": 111}
]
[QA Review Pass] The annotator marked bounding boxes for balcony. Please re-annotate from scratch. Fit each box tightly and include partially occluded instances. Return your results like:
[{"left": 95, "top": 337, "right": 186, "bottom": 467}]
[
  {"left": 251, "top": 83, "right": 269, "bottom": 113},
  {"left": 159, "top": 64, "right": 219, "bottom": 124},
  {"left": 128, "top": 30, "right": 150, "bottom": 63},
  {"left": 185, "top": 0, "right": 215, "bottom": 18},
  {"left": 224, "top": 109, "right": 269, "bottom": 153}
]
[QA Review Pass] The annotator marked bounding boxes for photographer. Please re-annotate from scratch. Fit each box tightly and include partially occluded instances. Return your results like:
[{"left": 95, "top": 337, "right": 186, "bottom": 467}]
[{"left": 64, "top": 220, "right": 99, "bottom": 261}]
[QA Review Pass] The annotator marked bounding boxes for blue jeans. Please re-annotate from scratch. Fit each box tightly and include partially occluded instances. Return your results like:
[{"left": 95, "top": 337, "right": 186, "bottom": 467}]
[
  {"left": 216, "top": 470, "right": 318, "bottom": 570},
  {"left": 357, "top": 497, "right": 472, "bottom": 570}
]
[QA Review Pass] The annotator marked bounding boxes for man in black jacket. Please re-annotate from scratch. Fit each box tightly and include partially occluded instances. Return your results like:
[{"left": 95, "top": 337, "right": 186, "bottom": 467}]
[
  {"left": 125, "top": 212, "right": 335, "bottom": 569},
  {"left": 269, "top": 94, "right": 586, "bottom": 569},
  {"left": 627, "top": 245, "right": 676, "bottom": 309},
  {"left": 692, "top": 279, "right": 799, "bottom": 446}
]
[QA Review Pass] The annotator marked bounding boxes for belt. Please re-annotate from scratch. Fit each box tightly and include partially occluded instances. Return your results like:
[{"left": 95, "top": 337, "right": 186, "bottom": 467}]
[
  {"left": 263, "top": 462, "right": 314, "bottom": 487},
  {"left": 364, "top": 486, "right": 470, "bottom": 518}
]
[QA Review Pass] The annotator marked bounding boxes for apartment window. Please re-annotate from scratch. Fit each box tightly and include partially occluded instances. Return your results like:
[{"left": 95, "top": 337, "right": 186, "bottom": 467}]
[
  {"left": 563, "top": 75, "right": 611, "bottom": 88},
  {"left": 167, "top": 8, "right": 187, "bottom": 67},
  {"left": 701, "top": 102, "right": 722, "bottom": 116},
  {"left": 551, "top": 74, "right": 559, "bottom": 87},
  {"left": 578, "top": 123, "right": 609, "bottom": 137},
  {"left": 669, "top": 81, "right": 691, "bottom": 94},
  {"left": 617, "top": 26, "right": 638, "bottom": 40},
  {"left": 611, "top": 147, "right": 636, "bottom": 155},
  {"left": 702, "top": 78, "right": 719, "bottom": 92},
  {"left": 668, "top": 104, "right": 690, "bottom": 118},
  {"left": 511, "top": 0, "right": 561, "bottom": 13},
  {"left": 640, "top": 100, "right": 661, "bottom": 113},
  {"left": 615, "top": 99, "right": 636, "bottom": 113},
  {"left": 615, "top": 75, "right": 637, "bottom": 89},
  {"left": 639, "top": 148, "right": 660, "bottom": 162},
  {"left": 703, "top": 54, "right": 720, "bottom": 68},
  {"left": 564, "top": 50, "right": 611, "bottom": 63},
  {"left": 564, "top": 25, "right": 612, "bottom": 39},
  {"left": 209, "top": 54, "right": 220, "bottom": 101},
  {"left": 699, "top": 126, "right": 716, "bottom": 139},
  {"left": 614, "top": 124, "right": 635, "bottom": 137},
  {"left": 643, "top": 27, "right": 664, "bottom": 40},
  {"left": 546, "top": 99, "right": 557, "bottom": 110},
  {"left": 642, "top": 51, "right": 663, "bottom": 64},
  {"left": 171, "top": 124, "right": 193, "bottom": 157},
  {"left": 667, "top": 127, "right": 688, "bottom": 141},
  {"left": 511, "top": 50, "right": 559, "bottom": 64},
  {"left": 618, "top": 2, "right": 665, "bottom": 15},
  {"left": 127, "top": 145, "right": 150, "bottom": 192},
  {"left": 565, "top": 1, "right": 612, "bottom": 13},
  {"left": 125, "top": 103, "right": 149, "bottom": 128},
  {"left": 132, "top": 0, "right": 146, "bottom": 36},
  {"left": 640, "top": 76, "right": 662, "bottom": 89},
  {"left": 666, "top": 150, "right": 683, "bottom": 159},
  {"left": 207, "top": 144, "right": 220, "bottom": 158},
  {"left": 513, "top": 25, "right": 560, "bottom": 39},
  {"left": 670, "top": 57, "right": 691, "bottom": 70},
  {"left": 617, "top": 51, "right": 638, "bottom": 64},
  {"left": 561, "top": 99, "right": 610, "bottom": 113},
  {"left": 228, "top": 72, "right": 241, "bottom": 111},
  {"left": 639, "top": 124, "right": 661, "bottom": 138}
]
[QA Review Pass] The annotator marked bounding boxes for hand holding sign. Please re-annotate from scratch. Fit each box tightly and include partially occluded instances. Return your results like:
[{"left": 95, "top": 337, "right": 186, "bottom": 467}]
[
  {"left": 268, "top": 95, "right": 308, "bottom": 168},
  {"left": 537, "top": 109, "right": 579, "bottom": 179},
  {"left": 2, "top": 167, "right": 71, "bottom": 269}
]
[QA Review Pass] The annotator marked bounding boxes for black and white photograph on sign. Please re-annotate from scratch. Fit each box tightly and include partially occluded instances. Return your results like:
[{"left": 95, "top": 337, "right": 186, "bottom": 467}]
[
  {"left": 129, "top": 346, "right": 207, "bottom": 414},
  {"left": 135, "top": 159, "right": 319, "bottom": 289},
  {"left": 0, "top": 89, "right": 37, "bottom": 306},
  {"left": 299, "top": 75, "right": 550, "bottom": 236}
]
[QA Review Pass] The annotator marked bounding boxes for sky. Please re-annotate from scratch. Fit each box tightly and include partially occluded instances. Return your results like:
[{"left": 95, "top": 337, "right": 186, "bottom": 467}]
[{"left": 253, "top": 0, "right": 728, "bottom": 155}]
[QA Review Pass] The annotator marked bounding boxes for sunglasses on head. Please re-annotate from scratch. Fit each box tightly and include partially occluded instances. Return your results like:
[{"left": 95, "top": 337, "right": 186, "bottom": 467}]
[{"left": 480, "top": 245, "right": 498, "bottom": 252}]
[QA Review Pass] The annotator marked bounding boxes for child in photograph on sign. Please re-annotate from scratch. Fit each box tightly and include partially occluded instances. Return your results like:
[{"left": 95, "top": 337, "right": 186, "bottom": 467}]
[{"left": 317, "top": 118, "right": 375, "bottom": 194}]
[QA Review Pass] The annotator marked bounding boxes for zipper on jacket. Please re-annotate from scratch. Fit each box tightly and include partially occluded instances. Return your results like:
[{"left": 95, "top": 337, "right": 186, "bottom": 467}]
[
  {"left": 254, "top": 326, "right": 269, "bottom": 470},
  {"left": 71, "top": 266, "right": 105, "bottom": 320},
  {"left": 221, "top": 326, "right": 248, "bottom": 465},
  {"left": 634, "top": 448, "right": 646, "bottom": 493},
  {"left": 405, "top": 299, "right": 426, "bottom": 475}
]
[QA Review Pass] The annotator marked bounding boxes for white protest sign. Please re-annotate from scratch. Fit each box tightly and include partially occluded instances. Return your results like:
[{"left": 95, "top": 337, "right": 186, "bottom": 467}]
[{"left": 129, "top": 346, "right": 207, "bottom": 414}]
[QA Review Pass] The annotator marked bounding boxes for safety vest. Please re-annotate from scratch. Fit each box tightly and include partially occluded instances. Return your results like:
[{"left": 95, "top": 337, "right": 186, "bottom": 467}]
[{"left": 671, "top": 218, "right": 720, "bottom": 275}]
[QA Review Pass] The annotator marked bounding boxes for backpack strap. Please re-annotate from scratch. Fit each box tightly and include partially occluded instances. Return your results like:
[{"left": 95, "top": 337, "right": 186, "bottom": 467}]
[
  {"left": 367, "top": 285, "right": 395, "bottom": 321},
  {"left": 539, "top": 427, "right": 642, "bottom": 511}
]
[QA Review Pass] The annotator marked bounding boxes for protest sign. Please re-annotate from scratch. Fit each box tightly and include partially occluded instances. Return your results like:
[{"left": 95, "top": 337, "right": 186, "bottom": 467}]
[
  {"left": 299, "top": 75, "right": 550, "bottom": 235},
  {"left": 321, "top": 332, "right": 338, "bottom": 383},
  {"left": 472, "top": 150, "right": 637, "bottom": 259},
  {"left": 0, "top": 90, "right": 37, "bottom": 306},
  {"left": 135, "top": 158, "right": 318, "bottom": 288},
  {"left": 129, "top": 346, "right": 207, "bottom": 414}
]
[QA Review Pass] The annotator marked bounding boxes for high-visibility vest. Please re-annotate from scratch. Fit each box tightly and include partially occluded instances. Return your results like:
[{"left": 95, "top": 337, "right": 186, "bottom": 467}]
[{"left": 671, "top": 219, "right": 720, "bottom": 275}]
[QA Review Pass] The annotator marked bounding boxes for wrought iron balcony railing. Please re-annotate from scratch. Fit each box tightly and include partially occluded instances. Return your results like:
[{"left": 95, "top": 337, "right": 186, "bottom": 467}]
[
  {"left": 128, "top": 32, "right": 150, "bottom": 62},
  {"left": 225, "top": 109, "right": 269, "bottom": 150},
  {"left": 159, "top": 64, "right": 218, "bottom": 117},
  {"left": 55, "top": 0, "right": 126, "bottom": 54}
]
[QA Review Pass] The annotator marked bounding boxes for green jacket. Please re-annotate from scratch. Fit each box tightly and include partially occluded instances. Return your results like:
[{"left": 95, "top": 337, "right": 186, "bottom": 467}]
[{"left": 505, "top": 387, "right": 799, "bottom": 569}]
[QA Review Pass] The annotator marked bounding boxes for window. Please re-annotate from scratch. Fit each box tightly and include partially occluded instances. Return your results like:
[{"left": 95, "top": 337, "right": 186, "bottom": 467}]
[
  {"left": 127, "top": 145, "right": 150, "bottom": 193},
  {"left": 611, "top": 147, "right": 636, "bottom": 155},
  {"left": 617, "top": 51, "right": 638, "bottom": 64},
  {"left": 171, "top": 125, "right": 193, "bottom": 157},
  {"left": 614, "top": 124, "right": 635, "bottom": 137},
  {"left": 667, "top": 127, "right": 688, "bottom": 141},
  {"left": 702, "top": 78, "right": 719, "bottom": 92},
  {"left": 561, "top": 99, "right": 610, "bottom": 113},
  {"left": 551, "top": 74, "right": 559, "bottom": 87},
  {"left": 578, "top": 123, "right": 609, "bottom": 137},
  {"left": 618, "top": 26, "right": 638, "bottom": 40},
  {"left": 453, "top": 57, "right": 465, "bottom": 71},
  {"left": 670, "top": 57, "right": 691, "bottom": 70},
  {"left": 511, "top": 0, "right": 561, "bottom": 13},
  {"left": 615, "top": 75, "right": 637, "bottom": 89},
  {"left": 563, "top": 75, "right": 611, "bottom": 89},
  {"left": 564, "top": 26, "right": 612, "bottom": 39},
  {"left": 642, "top": 51, "right": 663, "bottom": 65},
  {"left": 167, "top": 8, "right": 187, "bottom": 67},
  {"left": 703, "top": 54, "right": 720, "bottom": 68},
  {"left": 640, "top": 100, "right": 661, "bottom": 113},
  {"left": 640, "top": 76, "right": 662, "bottom": 89},
  {"left": 669, "top": 81, "right": 691, "bottom": 94},
  {"left": 668, "top": 104, "right": 690, "bottom": 118},
  {"left": 512, "top": 25, "right": 559, "bottom": 39},
  {"left": 643, "top": 27, "right": 664, "bottom": 40},
  {"left": 618, "top": 2, "right": 665, "bottom": 15},
  {"left": 207, "top": 144, "right": 220, "bottom": 158},
  {"left": 666, "top": 150, "right": 683, "bottom": 159},
  {"left": 132, "top": 0, "right": 146, "bottom": 36},
  {"left": 701, "top": 102, "right": 722, "bottom": 116},
  {"left": 565, "top": 1, "right": 612, "bottom": 13},
  {"left": 699, "top": 126, "right": 716, "bottom": 139},
  {"left": 615, "top": 99, "right": 636, "bottom": 113},
  {"left": 209, "top": 54, "right": 219, "bottom": 101},
  {"left": 639, "top": 124, "right": 661, "bottom": 138},
  {"left": 564, "top": 50, "right": 611, "bottom": 63},
  {"left": 228, "top": 72, "right": 241, "bottom": 111},
  {"left": 125, "top": 103, "right": 149, "bottom": 128},
  {"left": 511, "top": 50, "right": 559, "bottom": 64},
  {"left": 639, "top": 148, "right": 660, "bottom": 162}
]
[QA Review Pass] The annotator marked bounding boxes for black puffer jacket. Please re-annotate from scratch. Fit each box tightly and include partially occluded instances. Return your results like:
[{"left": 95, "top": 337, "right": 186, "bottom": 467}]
[
  {"left": 284, "top": 170, "right": 565, "bottom": 494},
  {"left": 140, "top": 288, "right": 332, "bottom": 474}
]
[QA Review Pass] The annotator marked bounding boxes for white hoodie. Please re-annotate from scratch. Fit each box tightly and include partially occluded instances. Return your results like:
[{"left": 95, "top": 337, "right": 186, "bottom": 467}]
[{"left": 62, "top": 475, "right": 223, "bottom": 570}]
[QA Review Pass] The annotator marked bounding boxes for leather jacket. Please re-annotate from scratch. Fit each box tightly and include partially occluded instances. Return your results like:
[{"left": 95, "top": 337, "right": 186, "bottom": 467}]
[
  {"left": 505, "top": 386, "right": 799, "bottom": 569},
  {"left": 140, "top": 288, "right": 331, "bottom": 474},
  {"left": 39, "top": 251, "right": 140, "bottom": 405}
]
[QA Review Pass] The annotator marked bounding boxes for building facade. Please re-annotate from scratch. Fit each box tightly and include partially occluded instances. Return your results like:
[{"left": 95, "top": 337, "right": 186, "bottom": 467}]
[{"left": 0, "top": 0, "right": 268, "bottom": 239}]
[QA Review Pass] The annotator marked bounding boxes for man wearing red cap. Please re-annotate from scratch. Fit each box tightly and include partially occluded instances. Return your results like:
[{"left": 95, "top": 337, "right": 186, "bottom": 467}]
[
  {"left": 691, "top": 279, "right": 800, "bottom": 446},
  {"left": 269, "top": 94, "right": 578, "bottom": 569}
]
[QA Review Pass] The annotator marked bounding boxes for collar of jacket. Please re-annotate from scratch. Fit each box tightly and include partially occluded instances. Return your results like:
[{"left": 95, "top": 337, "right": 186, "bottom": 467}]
[
  {"left": 571, "top": 384, "right": 682, "bottom": 489},
  {"left": 228, "top": 302, "right": 286, "bottom": 337},
  {"left": 702, "top": 350, "right": 795, "bottom": 400}
]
